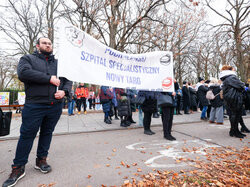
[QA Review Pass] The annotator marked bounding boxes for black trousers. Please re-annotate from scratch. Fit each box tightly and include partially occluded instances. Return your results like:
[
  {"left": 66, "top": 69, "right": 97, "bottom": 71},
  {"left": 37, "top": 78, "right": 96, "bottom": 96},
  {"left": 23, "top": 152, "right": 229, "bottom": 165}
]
[
  {"left": 176, "top": 97, "right": 181, "bottom": 114},
  {"left": 88, "top": 98, "right": 93, "bottom": 109},
  {"left": 229, "top": 110, "right": 242, "bottom": 133},
  {"left": 207, "top": 105, "right": 211, "bottom": 118},
  {"left": 13, "top": 103, "right": 62, "bottom": 166},
  {"left": 76, "top": 97, "right": 87, "bottom": 112},
  {"left": 161, "top": 107, "right": 174, "bottom": 137},
  {"left": 143, "top": 112, "right": 153, "bottom": 130}
]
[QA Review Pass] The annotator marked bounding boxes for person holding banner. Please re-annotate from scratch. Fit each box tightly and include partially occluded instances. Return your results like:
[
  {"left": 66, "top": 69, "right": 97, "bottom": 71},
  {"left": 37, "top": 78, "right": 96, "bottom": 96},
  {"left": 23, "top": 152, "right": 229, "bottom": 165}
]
[
  {"left": 160, "top": 91, "right": 177, "bottom": 141},
  {"left": 137, "top": 90, "right": 158, "bottom": 135},
  {"left": 2, "top": 37, "right": 72, "bottom": 187}
]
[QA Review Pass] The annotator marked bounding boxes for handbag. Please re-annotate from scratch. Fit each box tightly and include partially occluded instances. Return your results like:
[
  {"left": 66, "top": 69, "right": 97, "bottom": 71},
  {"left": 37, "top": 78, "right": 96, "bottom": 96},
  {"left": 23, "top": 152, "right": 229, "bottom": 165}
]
[
  {"left": 0, "top": 108, "right": 12, "bottom": 136},
  {"left": 206, "top": 90, "right": 220, "bottom": 100},
  {"left": 157, "top": 93, "right": 173, "bottom": 107}
]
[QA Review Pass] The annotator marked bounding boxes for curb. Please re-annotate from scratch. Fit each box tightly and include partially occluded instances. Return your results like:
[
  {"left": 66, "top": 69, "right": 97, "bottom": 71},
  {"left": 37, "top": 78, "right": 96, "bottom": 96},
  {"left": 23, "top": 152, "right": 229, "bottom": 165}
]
[{"left": 1, "top": 116, "right": 250, "bottom": 141}]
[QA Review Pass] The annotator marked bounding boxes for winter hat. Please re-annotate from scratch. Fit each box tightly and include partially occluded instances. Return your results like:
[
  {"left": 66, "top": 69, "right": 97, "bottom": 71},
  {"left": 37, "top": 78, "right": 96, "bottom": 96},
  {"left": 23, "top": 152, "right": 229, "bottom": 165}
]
[
  {"left": 205, "top": 80, "right": 211, "bottom": 84},
  {"left": 198, "top": 77, "right": 204, "bottom": 82}
]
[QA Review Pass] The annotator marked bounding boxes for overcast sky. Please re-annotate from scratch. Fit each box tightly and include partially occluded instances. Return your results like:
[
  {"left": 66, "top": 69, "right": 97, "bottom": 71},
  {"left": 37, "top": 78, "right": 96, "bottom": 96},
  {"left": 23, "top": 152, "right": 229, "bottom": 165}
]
[{"left": 0, "top": 0, "right": 230, "bottom": 54}]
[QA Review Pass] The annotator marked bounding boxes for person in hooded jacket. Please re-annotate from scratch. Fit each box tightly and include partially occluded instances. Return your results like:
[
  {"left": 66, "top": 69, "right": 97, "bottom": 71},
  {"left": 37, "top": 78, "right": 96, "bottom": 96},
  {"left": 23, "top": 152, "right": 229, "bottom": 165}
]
[{"left": 219, "top": 65, "right": 249, "bottom": 138}]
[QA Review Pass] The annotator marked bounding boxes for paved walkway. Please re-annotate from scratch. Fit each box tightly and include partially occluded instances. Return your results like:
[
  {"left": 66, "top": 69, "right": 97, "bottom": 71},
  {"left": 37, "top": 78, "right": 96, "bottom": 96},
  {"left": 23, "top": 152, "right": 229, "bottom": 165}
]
[{"left": 1, "top": 109, "right": 250, "bottom": 140}]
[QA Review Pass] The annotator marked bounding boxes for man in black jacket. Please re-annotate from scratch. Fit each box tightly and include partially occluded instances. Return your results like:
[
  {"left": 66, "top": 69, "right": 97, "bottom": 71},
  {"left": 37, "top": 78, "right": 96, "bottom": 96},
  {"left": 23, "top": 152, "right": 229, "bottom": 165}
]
[{"left": 2, "top": 37, "right": 72, "bottom": 187}]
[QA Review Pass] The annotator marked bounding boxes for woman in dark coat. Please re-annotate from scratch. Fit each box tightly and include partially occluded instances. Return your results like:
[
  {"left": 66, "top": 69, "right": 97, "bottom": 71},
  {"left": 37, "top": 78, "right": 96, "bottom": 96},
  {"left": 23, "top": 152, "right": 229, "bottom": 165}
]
[
  {"left": 219, "top": 65, "right": 248, "bottom": 138},
  {"left": 137, "top": 91, "right": 158, "bottom": 135},
  {"left": 160, "top": 91, "right": 177, "bottom": 140},
  {"left": 189, "top": 83, "right": 197, "bottom": 113}
]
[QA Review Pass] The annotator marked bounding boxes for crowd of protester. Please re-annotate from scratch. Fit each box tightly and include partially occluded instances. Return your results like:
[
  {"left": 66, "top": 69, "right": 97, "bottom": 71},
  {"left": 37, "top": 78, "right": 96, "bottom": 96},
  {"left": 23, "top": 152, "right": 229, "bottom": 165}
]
[{"left": 65, "top": 65, "right": 250, "bottom": 140}]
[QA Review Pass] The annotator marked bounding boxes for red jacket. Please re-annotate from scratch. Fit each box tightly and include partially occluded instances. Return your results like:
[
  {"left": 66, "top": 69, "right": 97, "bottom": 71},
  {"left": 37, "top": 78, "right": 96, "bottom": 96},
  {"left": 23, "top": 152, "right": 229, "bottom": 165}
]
[{"left": 75, "top": 87, "right": 89, "bottom": 99}]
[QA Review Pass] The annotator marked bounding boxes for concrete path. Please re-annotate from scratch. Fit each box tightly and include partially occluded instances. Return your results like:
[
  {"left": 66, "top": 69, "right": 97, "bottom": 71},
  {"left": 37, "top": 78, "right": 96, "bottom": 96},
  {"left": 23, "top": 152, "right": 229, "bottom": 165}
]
[
  {"left": 0, "top": 115, "right": 249, "bottom": 186},
  {"left": 1, "top": 109, "right": 236, "bottom": 140}
]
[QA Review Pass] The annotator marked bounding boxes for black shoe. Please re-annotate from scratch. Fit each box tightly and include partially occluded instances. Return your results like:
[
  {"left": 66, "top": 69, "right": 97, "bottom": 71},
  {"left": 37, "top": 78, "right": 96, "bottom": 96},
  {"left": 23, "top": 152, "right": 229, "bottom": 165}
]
[
  {"left": 170, "top": 135, "right": 176, "bottom": 140},
  {"left": 241, "top": 127, "right": 250, "bottom": 133},
  {"left": 178, "top": 113, "right": 182, "bottom": 115},
  {"left": 2, "top": 165, "right": 25, "bottom": 187},
  {"left": 125, "top": 120, "right": 131, "bottom": 126},
  {"left": 184, "top": 112, "right": 190, "bottom": 114},
  {"left": 105, "top": 119, "right": 112, "bottom": 124},
  {"left": 164, "top": 135, "right": 175, "bottom": 141},
  {"left": 149, "top": 130, "right": 155, "bottom": 134},
  {"left": 115, "top": 116, "right": 119, "bottom": 120},
  {"left": 120, "top": 122, "right": 129, "bottom": 127},
  {"left": 144, "top": 130, "right": 154, "bottom": 135},
  {"left": 35, "top": 157, "right": 52, "bottom": 173},
  {"left": 153, "top": 113, "right": 160, "bottom": 118},
  {"left": 200, "top": 117, "right": 207, "bottom": 121},
  {"left": 129, "top": 119, "right": 136, "bottom": 124},
  {"left": 229, "top": 131, "right": 245, "bottom": 138}
]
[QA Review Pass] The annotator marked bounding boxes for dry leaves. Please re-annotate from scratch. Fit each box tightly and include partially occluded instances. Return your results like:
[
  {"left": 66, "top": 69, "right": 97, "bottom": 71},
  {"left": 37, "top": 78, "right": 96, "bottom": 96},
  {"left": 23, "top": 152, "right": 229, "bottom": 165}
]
[{"left": 120, "top": 147, "right": 250, "bottom": 186}]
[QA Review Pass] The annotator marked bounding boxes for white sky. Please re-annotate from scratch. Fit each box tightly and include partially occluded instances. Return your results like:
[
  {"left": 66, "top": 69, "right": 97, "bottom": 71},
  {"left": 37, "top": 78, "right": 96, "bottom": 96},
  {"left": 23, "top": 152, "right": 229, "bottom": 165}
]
[{"left": 0, "top": 0, "right": 230, "bottom": 54}]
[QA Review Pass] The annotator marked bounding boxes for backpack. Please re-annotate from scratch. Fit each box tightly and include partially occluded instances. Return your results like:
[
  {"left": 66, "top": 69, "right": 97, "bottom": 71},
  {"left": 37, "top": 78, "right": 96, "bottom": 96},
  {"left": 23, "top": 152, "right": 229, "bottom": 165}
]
[{"left": 206, "top": 90, "right": 220, "bottom": 100}]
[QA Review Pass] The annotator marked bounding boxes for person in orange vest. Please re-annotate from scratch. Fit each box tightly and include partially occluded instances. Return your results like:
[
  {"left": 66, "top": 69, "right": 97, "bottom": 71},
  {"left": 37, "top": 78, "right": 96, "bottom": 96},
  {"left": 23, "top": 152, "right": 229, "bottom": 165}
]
[{"left": 75, "top": 83, "right": 89, "bottom": 114}]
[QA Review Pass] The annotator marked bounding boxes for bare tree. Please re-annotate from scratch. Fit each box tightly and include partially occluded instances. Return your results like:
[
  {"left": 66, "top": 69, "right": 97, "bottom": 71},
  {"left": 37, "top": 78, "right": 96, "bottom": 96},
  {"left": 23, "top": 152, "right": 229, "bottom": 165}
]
[
  {"left": 0, "top": 0, "right": 46, "bottom": 55},
  {"left": 205, "top": 0, "right": 250, "bottom": 82},
  {"left": 59, "top": 0, "right": 172, "bottom": 50},
  {"left": 152, "top": 2, "right": 206, "bottom": 84},
  {"left": 41, "top": 0, "right": 61, "bottom": 43},
  {"left": 0, "top": 56, "right": 18, "bottom": 90}
]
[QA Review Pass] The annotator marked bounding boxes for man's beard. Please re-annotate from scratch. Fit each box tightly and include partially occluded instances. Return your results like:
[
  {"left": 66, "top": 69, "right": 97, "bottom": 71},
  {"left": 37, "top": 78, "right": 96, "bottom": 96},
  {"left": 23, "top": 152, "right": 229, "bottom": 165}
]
[{"left": 40, "top": 49, "right": 53, "bottom": 56}]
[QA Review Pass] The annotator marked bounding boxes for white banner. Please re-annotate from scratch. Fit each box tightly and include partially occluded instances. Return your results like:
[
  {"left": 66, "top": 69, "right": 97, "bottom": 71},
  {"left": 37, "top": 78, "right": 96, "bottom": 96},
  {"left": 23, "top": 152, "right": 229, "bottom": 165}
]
[{"left": 58, "top": 22, "right": 174, "bottom": 92}]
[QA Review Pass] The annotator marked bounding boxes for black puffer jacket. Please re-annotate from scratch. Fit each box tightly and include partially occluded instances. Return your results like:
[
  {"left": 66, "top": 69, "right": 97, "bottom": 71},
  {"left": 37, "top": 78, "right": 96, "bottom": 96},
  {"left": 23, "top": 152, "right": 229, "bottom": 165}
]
[
  {"left": 220, "top": 73, "right": 245, "bottom": 111},
  {"left": 197, "top": 84, "right": 209, "bottom": 106},
  {"left": 116, "top": 88, "right": 130, "bottom": 117},
  {"left": 208, "top": 84, "right": 223, "bottom": 108},
  {"left": 17, "top": 51, "right": 72, "bottom": 104}
]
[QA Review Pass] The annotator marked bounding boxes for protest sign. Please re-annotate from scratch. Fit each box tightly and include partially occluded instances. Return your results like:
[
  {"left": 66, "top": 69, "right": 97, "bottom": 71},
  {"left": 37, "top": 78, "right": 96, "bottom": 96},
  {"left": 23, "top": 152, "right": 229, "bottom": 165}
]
[{"left": 58, "top": 22, "right": 174, "bottom": 92}]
